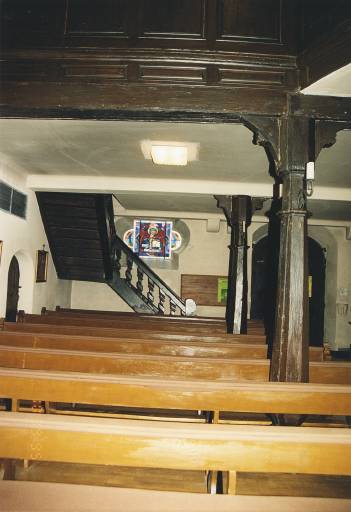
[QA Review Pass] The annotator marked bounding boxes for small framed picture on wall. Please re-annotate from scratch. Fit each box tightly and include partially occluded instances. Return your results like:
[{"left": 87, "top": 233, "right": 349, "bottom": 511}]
[{"left": 35, "top": 249, "right": 48, "bottom": 283}]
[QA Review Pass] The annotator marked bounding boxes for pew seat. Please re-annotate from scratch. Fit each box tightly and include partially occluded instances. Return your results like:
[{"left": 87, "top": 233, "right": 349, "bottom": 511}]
[
  {"left": 2, "top": 321, "right": 267, "bottom": 344},
  {"left": 0, "top": 331, "right": 268, "bottom": 360},
  {"left": 1, "top": 481, "right": 351, "bottom": 511},
  {"left": 0, "top": 345, "right": 348, "bottom": 383},
  {"left": 1, "top": 368, "right": 350, "bottom": 417},
  {"left": 0, "top": 330, "right": 324, "bottom": 361}
]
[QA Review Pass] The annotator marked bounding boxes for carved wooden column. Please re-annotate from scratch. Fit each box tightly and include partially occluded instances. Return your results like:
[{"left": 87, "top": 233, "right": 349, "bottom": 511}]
[
  {"left": 215, "top": 195, "right": 252, "bottom": 334},
  {"left": 264, "top": 184, "right": 281, "bottom": 358},
  {"left": 270, "top": 117, "right": 310, "bottom": 383}
]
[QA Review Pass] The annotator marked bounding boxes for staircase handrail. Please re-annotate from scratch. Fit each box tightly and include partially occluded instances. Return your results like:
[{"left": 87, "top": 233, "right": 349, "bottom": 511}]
[{"left": 111, "top": 233, "right": 187, "bottom": 313}]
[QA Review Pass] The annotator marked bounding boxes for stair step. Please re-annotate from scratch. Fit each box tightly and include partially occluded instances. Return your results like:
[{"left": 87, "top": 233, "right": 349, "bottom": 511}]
[
  {"left": 39, "top": 193, "right": 98, "bottom": 208},
  {"left": 49, "top": 227, "right": 100, "bottom": 241},
  {"left": 54, "top": 239, "right": 102, "bottom": 250},
  {"left": 44, "top": 206, "right": 98, "bottom": 219}
]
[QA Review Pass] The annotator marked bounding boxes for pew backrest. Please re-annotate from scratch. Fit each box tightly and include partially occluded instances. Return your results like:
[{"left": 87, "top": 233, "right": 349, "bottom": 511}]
[
  {"left": 0, "top": 412, "right": 350, "bottom": 476},
  {"left": 1, "top": 367, "right": 350, "bottom": 416}
]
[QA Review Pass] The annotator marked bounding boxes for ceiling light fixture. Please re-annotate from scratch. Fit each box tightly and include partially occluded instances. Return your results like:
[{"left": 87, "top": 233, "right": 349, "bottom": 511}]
[
  {"left": 151, "top": 145, "right": 188, "bottom": 166},
  {"left": 140, "top": 140, "right": 199, "bottom": 166}
]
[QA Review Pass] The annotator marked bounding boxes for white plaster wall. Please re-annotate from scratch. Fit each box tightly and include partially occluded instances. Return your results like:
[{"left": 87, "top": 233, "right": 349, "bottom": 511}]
[
  {"left": 0, "top": 164, "right": 71, "bottom": 316},
  {"left": 333, "top": 227, "right": 351, "bottom": 350},
  {"left": 71, "top": 218, "right": 230, "bottom": 317}
]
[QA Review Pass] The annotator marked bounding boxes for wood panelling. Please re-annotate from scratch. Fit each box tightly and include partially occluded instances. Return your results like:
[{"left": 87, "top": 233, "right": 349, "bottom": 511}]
[
  {"left": 65, "top": 0, "right": 128, "bottom": 36},
  {"left": 0, "top": 0, "right": 65, "bottom": 47},
  {"left": 1, "top": 0, "right": 296, "bottom": 53},
  {"left": 299, "top": 1, "right": 351, "bottom": 51},
  {"left": 0, "top": 1, "right": 301, "bottom": 113},
  {"left": 139, "top": 65, "right": 206, "bottom": 83},
  {"left": 218, "top": 68, "right": 290, "bottom": 88},
  {"left": 216, "top": 0, "right": 282, "bottom": 44},
  {"left": 63, "top": 63, "right": 128, "bottom": 82},
  {"left": 140, "top": 0, "right": 206, "bottom": 39},
  {"left": 181, "top": 274, "right": 227, "bottom": 307}
]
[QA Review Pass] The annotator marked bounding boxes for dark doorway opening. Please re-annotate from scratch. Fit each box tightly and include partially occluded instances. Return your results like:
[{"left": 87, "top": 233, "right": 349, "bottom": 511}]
[
  {"left": 251, "top": 236, "right": 326, "bottom": 346},
  {"left": 5, "top": 255, "right": 20, "bottom": 322}
]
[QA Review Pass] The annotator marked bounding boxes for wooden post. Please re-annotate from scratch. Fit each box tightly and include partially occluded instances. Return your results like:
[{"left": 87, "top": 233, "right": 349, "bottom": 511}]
[
  {"left": 264, "top": 184, "right": 281, "bottom": 358},
  {"left": 270, "top": 117, "right": 310, "bottom": 383},
  {"left": 215, "top": 196, "right": 252, "bottom": 334}
]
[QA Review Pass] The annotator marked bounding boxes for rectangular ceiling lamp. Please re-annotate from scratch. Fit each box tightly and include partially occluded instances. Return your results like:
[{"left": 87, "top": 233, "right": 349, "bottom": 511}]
[{"left": 151, "top": 145, "right": 188, "bottom": 166}]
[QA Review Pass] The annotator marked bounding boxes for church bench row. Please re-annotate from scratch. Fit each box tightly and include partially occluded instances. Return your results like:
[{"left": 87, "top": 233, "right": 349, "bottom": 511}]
[
  {"left": 1, "top": 367, "right": 350, "bottom": 416},
  {"left": 2, "top": 320, "right": 267, "bottom": 344},
  {"left": 1, "top": 481, "right": 351, "bottom": 512},
  {"left": 51, "top": 306, "right": 264, "bottom": 328},
  {"left": 0, "top": 345, "right": 348, "bottom": 383},
  {"left": 0, "top": 330, "right": 324, "bottom": 361},
  {"left": 0, "top": 330, "right": 268, "bottom": 360},
  {"left": 18, "top": 313, "right": 265, "bottom": 335},
  {"left": 44, "top": 308, "right": 265, "bottom": 330},
  {"left": 0, "top": 413, "right": 350, "bottom": 480}
]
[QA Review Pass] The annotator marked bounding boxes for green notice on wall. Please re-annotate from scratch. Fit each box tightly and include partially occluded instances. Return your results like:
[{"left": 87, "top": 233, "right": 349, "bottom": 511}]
[{"left": 217, "top": 277, "right": 228, "bottom": 305}]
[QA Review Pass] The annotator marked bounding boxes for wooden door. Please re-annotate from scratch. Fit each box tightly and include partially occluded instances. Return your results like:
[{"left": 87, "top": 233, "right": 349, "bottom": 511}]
[
  {"left": 250, "top": 236, "right": 326, "bottom": 346},
  {"left": 308, "top": 238, "right": 326, "bottom": 347},
  {"left": 5, "top": 256, "right": 20, "bottom": 322}
]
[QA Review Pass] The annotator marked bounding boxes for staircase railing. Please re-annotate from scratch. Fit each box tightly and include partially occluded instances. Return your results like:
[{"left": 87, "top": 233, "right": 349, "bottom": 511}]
[{"left": 99, "top": 195, "right": 196, "bottom": 316}]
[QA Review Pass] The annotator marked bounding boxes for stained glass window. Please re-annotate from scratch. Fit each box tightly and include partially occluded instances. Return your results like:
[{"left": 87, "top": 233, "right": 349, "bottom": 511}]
[{"left": 123, "top": 221, "right": 182, "bottom": 258}]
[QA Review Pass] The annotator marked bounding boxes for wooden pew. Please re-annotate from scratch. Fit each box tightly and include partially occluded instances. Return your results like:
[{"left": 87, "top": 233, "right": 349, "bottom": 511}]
[
  {"left": 2, "top": 320, "right": 267, "bottom": 344},
  {"left": 1, "top": 481, "right": 350, "bottom": 512},
  {"left": 52, "top": 306, "right": 264, "bottom": 327},
  {"left": 19, "top": 313, "right": 265, "bottom": 335},
  {"left": 0, "top": 345, "right": 348, "bottom": 383},
  {"left": 0, "top": 413, "right": 350, "bottom": 479},
  {"left": 0, "top": 331, "right": 268, "bottom": 360},
  {"left": 45, "top": 308, "right": 265, "bottom": 331},
  {"left": 0, "top": 330, "right": 324, "bottom": 361},
  {"left": 1, "top": 367, "right": 350, "bottom": 416}
]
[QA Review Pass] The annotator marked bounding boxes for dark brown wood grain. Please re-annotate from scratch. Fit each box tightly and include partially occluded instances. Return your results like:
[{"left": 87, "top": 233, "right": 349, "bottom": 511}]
[{"left": 181, "top": 275, "right": 227, "bottom": 307}]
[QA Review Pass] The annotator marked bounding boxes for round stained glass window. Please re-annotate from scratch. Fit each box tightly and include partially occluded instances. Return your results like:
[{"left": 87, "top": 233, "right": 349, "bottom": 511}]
[
  {"left": 171, "top": 230, "right": 182, "bottom": 251},
  {"left": 123, "top": 228, "right": 134, "bottom": 250}
]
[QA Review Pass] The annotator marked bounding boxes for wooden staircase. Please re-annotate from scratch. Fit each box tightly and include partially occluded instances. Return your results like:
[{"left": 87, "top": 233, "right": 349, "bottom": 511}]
[{"left": 36, "top": 192, "right": 193, "bottom": 315}]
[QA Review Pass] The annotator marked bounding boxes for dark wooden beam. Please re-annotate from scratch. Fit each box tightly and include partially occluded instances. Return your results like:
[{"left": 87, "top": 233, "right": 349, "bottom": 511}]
[
  {"left": 0, "top": 82, "right": 288, "bottom": 117},
  {"left": 289, "top": 94, "right": 351, "bottom": 121}
]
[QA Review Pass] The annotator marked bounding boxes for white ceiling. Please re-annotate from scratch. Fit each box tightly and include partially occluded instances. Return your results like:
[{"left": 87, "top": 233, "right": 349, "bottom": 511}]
[
  {"left": 0, "top": 119, "right": 270, "bottom": 183},
  {"left": 301, "top": 63, "right": 351, "bottom": 97},
  {"left": 0, "top": 119, "right": 350, "bottom": 221}
]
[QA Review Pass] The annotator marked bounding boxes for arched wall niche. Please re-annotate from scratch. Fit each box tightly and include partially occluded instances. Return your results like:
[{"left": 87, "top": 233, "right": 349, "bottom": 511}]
[{"left": 249, "top": 223, "right": 338, "bottom": 348}]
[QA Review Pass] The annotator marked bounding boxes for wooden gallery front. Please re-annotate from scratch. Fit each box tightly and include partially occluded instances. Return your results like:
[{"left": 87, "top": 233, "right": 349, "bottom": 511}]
[{"left": 0, "top": 1, "right": 350, "bottom": 510}]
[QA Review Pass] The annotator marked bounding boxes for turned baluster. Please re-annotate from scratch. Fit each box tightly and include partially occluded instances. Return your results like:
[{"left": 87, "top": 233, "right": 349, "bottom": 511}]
[
  {"left": 158, "top": 288, "right": 166, "bottom": 315},
  {"left": 136, "top": 267, "right": 144, "bottom": 296},
  {"left": 147, "top": 278, "right": 155, "bottom": 305},
  {"left": 170, "top": 300, "right": 177, "bottom": 316},
  {"left": 125, "top": 257, "right": 133, "bottom": 285},
  {"left": 112, "top": 246, "right": 122, "bottom": 277}
]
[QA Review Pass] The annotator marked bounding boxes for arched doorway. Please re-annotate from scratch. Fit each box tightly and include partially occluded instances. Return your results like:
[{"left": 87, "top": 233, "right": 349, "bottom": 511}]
[
  {"left": 251, "top": 236, "right": 326, "bottom": 346},
  {"left": 5, "top": 256, "right": 20, "bottom": 322}
]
